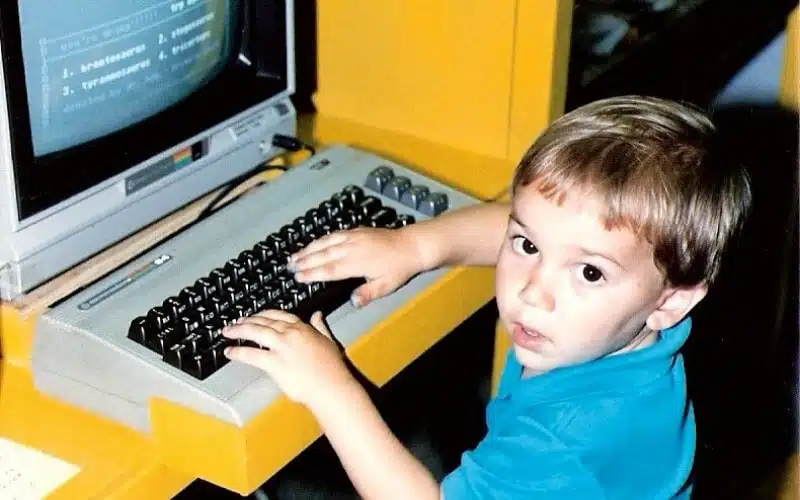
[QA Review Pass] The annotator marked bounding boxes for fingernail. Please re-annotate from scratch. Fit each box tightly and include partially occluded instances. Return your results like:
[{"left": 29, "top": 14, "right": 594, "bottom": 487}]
[
  {"left": 350, "top": 293, "right": 361, "bottom": 308},
  {"left": 224, "top": 347, "right": 232, "bottom": 357},
  {"left": 286, "top": 261, "right": 297, "bottom": 272}
]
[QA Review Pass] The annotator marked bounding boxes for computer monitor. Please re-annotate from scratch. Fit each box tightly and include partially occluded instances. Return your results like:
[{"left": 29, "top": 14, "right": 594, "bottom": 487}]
[{"left": 0, "top": 0, "right": 296, "bottom": 299}]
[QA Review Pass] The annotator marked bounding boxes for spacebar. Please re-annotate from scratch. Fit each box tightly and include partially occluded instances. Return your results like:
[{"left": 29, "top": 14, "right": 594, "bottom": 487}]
[{"left": 293, "top": 278, "right": 365, "bottom": 322}]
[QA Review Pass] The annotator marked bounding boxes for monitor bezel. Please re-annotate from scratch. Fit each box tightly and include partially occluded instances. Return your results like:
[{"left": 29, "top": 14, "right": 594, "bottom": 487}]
[{"left": 1, "top": 0, "right": 291, "bottom": 224}]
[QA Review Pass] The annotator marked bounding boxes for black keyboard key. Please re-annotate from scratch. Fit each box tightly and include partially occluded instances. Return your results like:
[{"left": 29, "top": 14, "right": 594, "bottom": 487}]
[
  {"left": 266, "top": 234, "right": 287, "bottom": 253},
  {"left": 199, "top": 323, "right": 223, "bottom": 345},
  {"left": 162, "top": 296, "right": 187, "bottom": 320},
  {"left": 222, "top": 285, "right": 245, "bottom": 305},
  {"left": 264, "top": 258, "right": 285, "bottom": 276},
  {"left": 233, "top": 303, "right": 254, "bottom": 319},
  {"left": 287, "top": 286, "right": 309, "bottom": 307},
  {"left": 293, "top": 278, "right": 365, "bottom": 322},
  {"left": 219, "top": 312, "right": 238, "bottom": 327},
  {"left": 357, "top": 196, "right": 382, "bottom": 217},
  {"left": 179, "top": 287, "right": 203, "bottom": 308},
  {"left": 151, "top": 326, "right": 181, "bottom": 355},
  {"left": 342, "top": 211, "right": 360, "bottom": 228},
  {"left": 342, "top": 184, "right": 365, "bottom": 204},
  {"left": 330, "top": 192, "right": 355, "bottom": 212},
  {"left": 253, "top": 241, "right": 277, "bottom": 262},
  {"left": 195, "top": 305, "right": 216, "bottom": 324},
  {"left": 239, "top": 295, "right": 258, "bottom": 312},
  {"left": 207, "top": 295, "right": 230, "bottom": 314},
  {"left": 275, "top": 297, "right": 293, "bottom": 311},
  {"left": 294, "top": 216, "right": 315, "bottom": 241},
  {"left": 319, "top": 200, "right": 341, "bottom": 219},
  {"left": 164, "top": 343, "right": 190, "bottom": 371},
  {"left": 177, "top": 313, "right": 201, "bottom": 336},
  {"left": 369, "top": 207, "right": 397, "bottom": 228},
  {"left": 248, "top": 275, "right": 263, "bottom": 293},
  {"left": 183, "top": 333, "right": 207, "bottom": 355},
  {"left": 334, "top": 213, "right": 360, "bottom": 231},
  {"left": 280, "top": 225, "right": 301, "bottom": 245},
  {"left": 209, "top": 268, "right": 232, "bottom": 291},
  {"left": 289, "top": 240, "right": 307, "bottom": 254},
  {"left": 127, "top": 316, "right": 151, "bottom": 345},
  {"left": 251, "top": 267, "right": 271, "bottom": 286},
  {"left": 276, "top": 274, "right": 294, "bottom": 293},
  {"left": 306, "top": 208, "right": 326, "bottom": 227},
  {"left": 248, "top": 292, "right": 269, "bottom": 313},
  {"left": 194, "top": 277, "right": 218, "bottom": 300},
  {"left": 262, "top": 284, "right": 282, "bottom": 302},
  {"left": 317, "top": 224, "right": 334, "bottom": 237},
  {"left": 238, "top": 250, "right": 261, "bottom": 272},
  {"left": 147, "top": 306, "right": 172, "bottom": 331},
  {"left": 394, "top": 214, "right": 416, "bottom": 227},
  {"left": 209, "top": 338, "right": 232, "bottom": 369},
  {"left": 224, "top": 259, "right": 247, "bottom": 284},
  {"left": 186, "top": 351, "right": 216, "bottom": 379},
  {"left": 238, "top": 276, "right": 257, "bottom": 295}
]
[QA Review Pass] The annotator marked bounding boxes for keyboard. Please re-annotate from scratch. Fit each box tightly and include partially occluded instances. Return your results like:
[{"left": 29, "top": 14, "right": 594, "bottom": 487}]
[{"left": 31, "top": 145, "right": 479, "bottom": 433}]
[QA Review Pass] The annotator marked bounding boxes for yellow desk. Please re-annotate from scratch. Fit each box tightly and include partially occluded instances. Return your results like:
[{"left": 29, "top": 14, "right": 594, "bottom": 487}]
[{"left": 0, "top": 363, "right": 192, "bottom": 499}]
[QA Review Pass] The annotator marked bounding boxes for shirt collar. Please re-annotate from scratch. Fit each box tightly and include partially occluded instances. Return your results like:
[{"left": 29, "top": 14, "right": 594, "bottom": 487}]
[{"left": 497, "top": 316, "right": 692, "bottom": 402}]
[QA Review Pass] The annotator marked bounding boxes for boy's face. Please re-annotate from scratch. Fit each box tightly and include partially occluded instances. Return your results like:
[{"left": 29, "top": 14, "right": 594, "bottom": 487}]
[{"left": 495, "top": 185, "right": 678, "bottom": 376}]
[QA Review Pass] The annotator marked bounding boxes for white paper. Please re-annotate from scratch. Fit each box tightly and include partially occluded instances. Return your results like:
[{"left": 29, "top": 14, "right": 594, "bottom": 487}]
[{"left": 0, "top": 438, "right": 80, "bottom": 500}]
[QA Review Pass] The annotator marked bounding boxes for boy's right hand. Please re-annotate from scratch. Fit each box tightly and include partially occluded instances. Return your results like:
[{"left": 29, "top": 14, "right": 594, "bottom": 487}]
[{"left": 289, "top": 227, "right": 424, "bottom": 307}]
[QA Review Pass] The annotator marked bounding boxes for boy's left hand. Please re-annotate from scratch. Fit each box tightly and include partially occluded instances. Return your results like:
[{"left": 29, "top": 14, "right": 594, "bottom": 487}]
[{"left": 222, "top": 310, "right": 354, "bottom": 408}]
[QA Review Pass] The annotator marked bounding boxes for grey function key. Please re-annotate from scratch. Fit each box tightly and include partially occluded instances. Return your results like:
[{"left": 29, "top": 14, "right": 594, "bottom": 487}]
[
  {"left": 400, "top": 185, "right": 430, "bottom": 210},
  {"left": 364, "top": 166, "right": 395, "bottom": 194},
  {"left": 419, "top": 192, "right": 449, "bottom": 216},
  {"left": 382, "top": 176, "right": 412, "bottom": 200}
]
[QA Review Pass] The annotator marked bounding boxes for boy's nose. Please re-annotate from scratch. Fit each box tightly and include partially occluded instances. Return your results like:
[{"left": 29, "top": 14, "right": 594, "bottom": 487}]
[{"left": 519, "top": 271, "right": 555, "bottom": 312}]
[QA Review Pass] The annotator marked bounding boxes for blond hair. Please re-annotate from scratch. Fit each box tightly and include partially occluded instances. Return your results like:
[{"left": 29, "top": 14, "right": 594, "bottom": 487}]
[{"left": 513, "top": 95, "right": 751, "bottom": 286}]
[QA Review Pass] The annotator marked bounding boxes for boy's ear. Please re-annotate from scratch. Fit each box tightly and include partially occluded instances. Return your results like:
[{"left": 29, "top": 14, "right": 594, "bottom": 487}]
[{"left": 646, "top": 283, "right": 708, "bottom": 331}]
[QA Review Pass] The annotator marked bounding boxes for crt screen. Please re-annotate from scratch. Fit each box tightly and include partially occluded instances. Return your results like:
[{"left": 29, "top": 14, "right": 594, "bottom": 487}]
[{"left": 18, "top": 0, "right": 234, "bottom": 156}]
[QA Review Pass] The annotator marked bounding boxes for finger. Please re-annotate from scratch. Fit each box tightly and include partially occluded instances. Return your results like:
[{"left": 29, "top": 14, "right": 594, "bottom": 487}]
[
  {"left": 294, "top": 252, "right": 369, "bottom": 283},
  {"left": 224, "top": 343, "right": 277, "bottom": 370},
  {"left": 252, "top": 309, "right": 301, "bottom": 324},
  {"left": 222, "top": 322, "right": 283, "bottom": 350},
  {"left": 234, "top": 314, "right": 284, "bottom": 328},
  {"left": 290, "top": 231, "right": 349, "bottom": 262},
  {"left": 351, "top": 278, "right": 394, "bottom": 308},
  {"left": 291, "top": 243, "right": 349, "bottom": 273},
  {"left": 233, "top": 315, "right": 290, "bottom": 334},
  {"left": 309, "top": 311, "right": 333, "bottom": 340}
]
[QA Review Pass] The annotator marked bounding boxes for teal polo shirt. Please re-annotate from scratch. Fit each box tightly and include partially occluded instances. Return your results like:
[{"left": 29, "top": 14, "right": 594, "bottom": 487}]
[{"left": 441, "top": 318, "right": 695, "bottom": 499}]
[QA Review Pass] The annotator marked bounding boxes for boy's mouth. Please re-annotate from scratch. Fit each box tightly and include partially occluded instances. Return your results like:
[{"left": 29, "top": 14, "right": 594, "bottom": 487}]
[{"left": 511, "top": 322, "right": 551, "bottom": 350}]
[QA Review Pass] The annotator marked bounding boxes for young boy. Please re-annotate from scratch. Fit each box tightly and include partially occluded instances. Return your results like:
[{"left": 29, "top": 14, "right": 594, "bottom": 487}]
[{"left": 223, "top": 95, "right": 751, "bottom": 499}]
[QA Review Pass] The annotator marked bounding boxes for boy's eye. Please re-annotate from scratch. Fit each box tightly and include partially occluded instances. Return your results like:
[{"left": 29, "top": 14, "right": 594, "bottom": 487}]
[
  {"left": 581, "top": 265, "right": 604, "bottom": 283},
  {"left": 511, "top": 236, "right": 538, "bottom": 255}
]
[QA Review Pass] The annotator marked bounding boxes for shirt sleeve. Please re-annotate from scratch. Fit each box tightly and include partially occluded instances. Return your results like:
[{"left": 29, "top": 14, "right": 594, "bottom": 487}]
[{"left": 440, "top": 414, "right": 605, "bottom": 499}]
